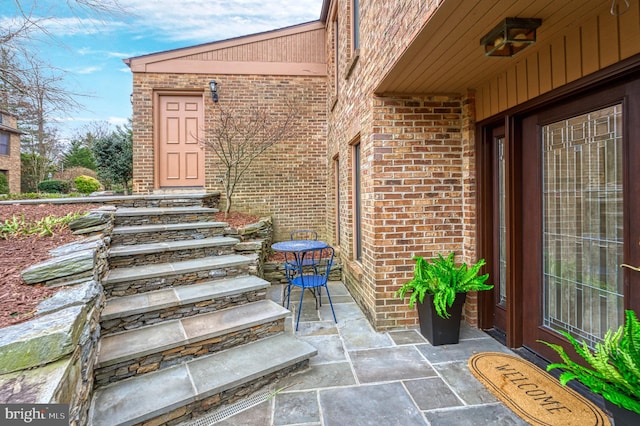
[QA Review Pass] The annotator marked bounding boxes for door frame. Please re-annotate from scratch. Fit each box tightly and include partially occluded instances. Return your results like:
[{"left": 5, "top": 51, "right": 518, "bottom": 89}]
[
  {"left": 153, "top": 89, "right": 207, "bottom": 189},
  {"left": 476, "top": 53, "right": 640, "bottom": 353},
  {"left": 477, "top": 120, "right": 523, "bottom": 348},
  {"left": 520, "top": 83, "right": 637, "bottom": 360}
]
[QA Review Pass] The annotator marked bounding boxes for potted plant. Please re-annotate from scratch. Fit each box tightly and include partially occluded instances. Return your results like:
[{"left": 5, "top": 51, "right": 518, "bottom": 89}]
[
  {"left": 395, "top": 253, "right": 493, "bottom": 346},
  {"left": 539, "top": 309, "right": 640, "bottom": 426}
]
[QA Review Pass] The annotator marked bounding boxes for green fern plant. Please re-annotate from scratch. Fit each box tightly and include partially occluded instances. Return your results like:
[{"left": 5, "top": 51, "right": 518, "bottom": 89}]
[
  {"left": 395, "top": 253, "right": 493, "bottom": 318},
  {"left": 539, "top": 309, "right": 640, "bottom": 415}
]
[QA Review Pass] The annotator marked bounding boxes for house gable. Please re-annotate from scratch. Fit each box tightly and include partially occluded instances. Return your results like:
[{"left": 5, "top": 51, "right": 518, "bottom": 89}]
[{"left": 126, "top": 21, "right": 326, "bottom": 76}]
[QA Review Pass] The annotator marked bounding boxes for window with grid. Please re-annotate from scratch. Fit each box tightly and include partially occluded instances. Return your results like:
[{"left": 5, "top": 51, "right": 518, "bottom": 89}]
[{"left": 0, "top": 132, "right": 9, "bottom": 156}]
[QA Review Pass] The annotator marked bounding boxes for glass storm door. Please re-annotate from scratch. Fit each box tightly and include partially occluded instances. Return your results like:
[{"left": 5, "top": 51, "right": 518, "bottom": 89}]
[
  {"left": 521, "top": 80, "right": 640, "bottom": 359},
  {"left": 542, "top": 105, "right": 624, "bottom": 346}
]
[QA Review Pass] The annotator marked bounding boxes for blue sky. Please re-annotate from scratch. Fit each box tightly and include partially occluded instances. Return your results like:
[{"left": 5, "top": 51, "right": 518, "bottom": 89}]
[{"left": 3, "top": 0, "right": 323, "bottom": 139}]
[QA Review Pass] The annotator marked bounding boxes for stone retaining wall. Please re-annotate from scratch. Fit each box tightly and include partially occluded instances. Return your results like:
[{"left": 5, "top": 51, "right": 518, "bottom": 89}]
[
  {"left": 95, "top": 320, "right": 284, "bottom": 387},
  {"left": 0, "top": 205, "right": 113, "bottom": 426},
  {"left": 227, "top": 217, "right": 272, "bottom": 279}
]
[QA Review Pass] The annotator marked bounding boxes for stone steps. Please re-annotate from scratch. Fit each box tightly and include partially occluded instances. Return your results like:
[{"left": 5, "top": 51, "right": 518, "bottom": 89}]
[
  {"left": 113, "top": 206, "right": 219, "bottom": 227},
  {"left": 102, "top": 254, "right": 257, "bottom": 297},
  {"left": 94, "top": 299, "right": 290, "bottom": 387},
  {"left": 90, "top": 333, "right": 316, "bottom": 426},
  {"left": 89, "top": 201, "right": 315, "bottom": 426},
  {"left": 108, "top": 236, "right": 240, "bottom": 268},
  {"left": 100, "top": 275, "right": 270, "bottom": 335},
  {"left": 111, "top": 221, "right": 227, "bottom": 245}
]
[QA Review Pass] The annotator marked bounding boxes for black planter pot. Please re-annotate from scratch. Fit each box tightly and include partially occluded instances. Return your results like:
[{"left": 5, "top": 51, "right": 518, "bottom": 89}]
[
  {"left": 605, "top": 399, "right": 640, "bottom": 426},
  {"left": 416, "top": 292, "right": 466, "bottom": 346}
]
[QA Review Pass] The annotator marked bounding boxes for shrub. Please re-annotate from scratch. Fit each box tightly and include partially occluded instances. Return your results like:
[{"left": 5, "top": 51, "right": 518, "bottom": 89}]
[
  {"left": 74, "top": 175, "right": 101, "bottom": 194},
  {"left": 55, "top": 166, "right": 98, "bottom": 182},
  {"left": 0, "top": 173, "right": 9, "bottom": 194},
  {"left": 38, "top": 179, "right": 70, "bottom": 194}
]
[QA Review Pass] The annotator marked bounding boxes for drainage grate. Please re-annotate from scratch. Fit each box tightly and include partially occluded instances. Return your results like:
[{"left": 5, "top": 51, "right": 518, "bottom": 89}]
[{"left": 182, "top": 389, "right": 274, "bottom": 426}]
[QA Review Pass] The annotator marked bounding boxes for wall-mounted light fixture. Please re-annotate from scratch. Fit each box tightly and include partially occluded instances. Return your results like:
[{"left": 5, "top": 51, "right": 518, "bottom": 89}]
[
  {"left": 209, "top": 80, "right": 219, "bottom": 102},
  {"left": 480, "top": 18, "right": 542, "bottom": 57}
]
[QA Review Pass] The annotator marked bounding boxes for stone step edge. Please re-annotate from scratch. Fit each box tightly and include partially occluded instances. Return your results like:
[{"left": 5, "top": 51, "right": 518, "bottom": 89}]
[
  {"left": 112, "top": 221, "right": 228, "bottom": 235},
  {"left": 108, "top": 236, "right": 240, "bottom": 258},
  {"left": 90, "top": 334, "right": 317, "bottom": 426},
  {"left": 0, "top": 192, "right": 221, "bottom": 205},
  {"left": 103, "top": 254, "right": 254, "bottom": 285},
  {"left": 114, "top": 206, "right": 218, "bottom": 216},
  {"left": 101, "top": 275, "right": 270, "bottom": 321},
  {"left": 97, "top": 299, "right": 289, "bottom": 368}
]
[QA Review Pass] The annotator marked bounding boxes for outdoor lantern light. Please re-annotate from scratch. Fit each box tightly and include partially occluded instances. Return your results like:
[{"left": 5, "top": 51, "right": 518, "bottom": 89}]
[
  {"left": 209, "top": 80, "right": 219, "bottom": 102},
  {"left": 481, "top": 18, "right": 542, "bottom": 57}
]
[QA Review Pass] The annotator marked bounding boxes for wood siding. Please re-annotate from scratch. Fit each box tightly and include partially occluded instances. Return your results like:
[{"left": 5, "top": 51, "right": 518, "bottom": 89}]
[
  {"left": 181, "top": 28, "right": 325, "bottom": 64},
  {"left": 476, "top": 5, "right": 640, "bottom": 121}
]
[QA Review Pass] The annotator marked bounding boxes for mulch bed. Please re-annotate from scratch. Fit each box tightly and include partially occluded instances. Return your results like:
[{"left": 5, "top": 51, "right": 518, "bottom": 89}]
[
  {"left": 0, "top": 203, "right": 260, "bottom": 329},
  {"left": 0, "top": 203, "right": 100, "bottom": 329}
]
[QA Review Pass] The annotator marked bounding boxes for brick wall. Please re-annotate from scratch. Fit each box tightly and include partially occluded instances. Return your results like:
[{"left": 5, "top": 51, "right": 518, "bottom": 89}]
[
  {"left": 131, "top": 73, "right": 327, "bottom": 241},
  {"left": 130, "top": 0, "right": 483, "bottom": 332},
  {"left": 0, "top": 112, "right": 21, "bottom": 194},
  {"left": 327, "top": 0, "right": 480, "bottom": 330}
]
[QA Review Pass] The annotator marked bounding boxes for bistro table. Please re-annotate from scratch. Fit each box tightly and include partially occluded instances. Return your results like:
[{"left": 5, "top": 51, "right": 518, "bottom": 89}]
[
  {"left": 271, "top": 240, "right": 329, "bottom": 307},
  {"left": 271, "top": 240, "right": 328, "bottom": 253}
]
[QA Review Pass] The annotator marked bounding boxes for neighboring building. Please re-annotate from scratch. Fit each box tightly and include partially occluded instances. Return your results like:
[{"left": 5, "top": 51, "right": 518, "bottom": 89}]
[
  {"left": 126, "top": 0, "right": 640, "bottom": 362},
  {"left": 0, "top": 110, "right": 22, "bottom": 194}
]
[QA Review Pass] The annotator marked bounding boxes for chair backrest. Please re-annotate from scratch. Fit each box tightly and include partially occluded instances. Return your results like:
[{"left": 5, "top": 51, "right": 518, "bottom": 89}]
[
  {"left": 290, "top": 229, "right": 318, "bottom": 240},
  {"left": 294, "top": 246, "right": 334, "bottom": 281}
]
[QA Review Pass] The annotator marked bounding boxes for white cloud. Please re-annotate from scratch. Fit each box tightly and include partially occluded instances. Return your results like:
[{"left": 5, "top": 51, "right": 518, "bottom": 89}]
[
  {"left": 78, "top": 47, "right": 135, "bottom": 59},
  {"left": 45, "top": 17, "right": 128, "bottom": 36},
  {"left": 120, "top": 0, "right": 323, "bottom": 43},
  {"left": 108, "top": 116, "right": 129, "bottom": 126},
  {"left": 76, "top": 66, "right": 102, "bottom": 74}
]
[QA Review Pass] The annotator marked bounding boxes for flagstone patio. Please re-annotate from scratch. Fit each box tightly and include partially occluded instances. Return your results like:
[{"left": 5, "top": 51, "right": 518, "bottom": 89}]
[{"left": 184, "top": 281, "right": 534, "bottom": 425}]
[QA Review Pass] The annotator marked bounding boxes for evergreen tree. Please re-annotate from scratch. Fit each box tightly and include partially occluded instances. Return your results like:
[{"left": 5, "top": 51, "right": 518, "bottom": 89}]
[
  {"left": 63, "top": 139, "right": 97, "bottom": 170},
  {"left": 92, "top": 122, "right": 132, "bottom": 194}
]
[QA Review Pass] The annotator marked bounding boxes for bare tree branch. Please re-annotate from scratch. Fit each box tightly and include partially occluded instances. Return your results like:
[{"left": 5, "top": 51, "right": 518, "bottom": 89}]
[{"left": 200, "top": 97, "right": 301, "bottom": 214}]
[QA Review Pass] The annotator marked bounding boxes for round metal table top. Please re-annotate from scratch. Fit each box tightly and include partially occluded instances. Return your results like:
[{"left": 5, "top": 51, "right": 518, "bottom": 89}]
[{"left": 271, "top": 240, "right": 328, "bottom": 252}]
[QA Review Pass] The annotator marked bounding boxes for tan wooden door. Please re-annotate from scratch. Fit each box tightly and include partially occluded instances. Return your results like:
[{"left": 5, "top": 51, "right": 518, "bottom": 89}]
[{"left": 158, "top": 95, "right": 204, "bottom": 188}]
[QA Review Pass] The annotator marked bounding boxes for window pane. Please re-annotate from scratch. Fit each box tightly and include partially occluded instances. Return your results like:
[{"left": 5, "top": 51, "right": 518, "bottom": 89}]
[
  {"left": 0, "top": 133, "right": 9, "bottom": 155},
  {"left": 497, "top": 137, "right": 507, "bottom": 307}
]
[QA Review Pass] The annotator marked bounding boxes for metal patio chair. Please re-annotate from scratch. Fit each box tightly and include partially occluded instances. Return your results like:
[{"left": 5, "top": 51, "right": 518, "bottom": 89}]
[{"left": 285, "top": 246, "right": 337, "bottom": 331}]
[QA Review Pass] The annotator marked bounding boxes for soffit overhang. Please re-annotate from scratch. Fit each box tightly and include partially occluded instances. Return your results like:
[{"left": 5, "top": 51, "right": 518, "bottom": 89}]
[{"left": 375, "top": 0, "right": 612, "bottom": 95}]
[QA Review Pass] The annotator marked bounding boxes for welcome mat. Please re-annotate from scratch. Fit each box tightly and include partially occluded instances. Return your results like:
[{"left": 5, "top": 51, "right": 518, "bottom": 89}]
[{"left": 468, "top": 352, "right": 610, "bottom": 426}]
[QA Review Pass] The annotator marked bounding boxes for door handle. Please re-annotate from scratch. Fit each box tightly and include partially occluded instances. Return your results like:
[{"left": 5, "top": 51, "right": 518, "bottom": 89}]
[{"left": 621, "top": 263, "right": 640, "bottom": 272}]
